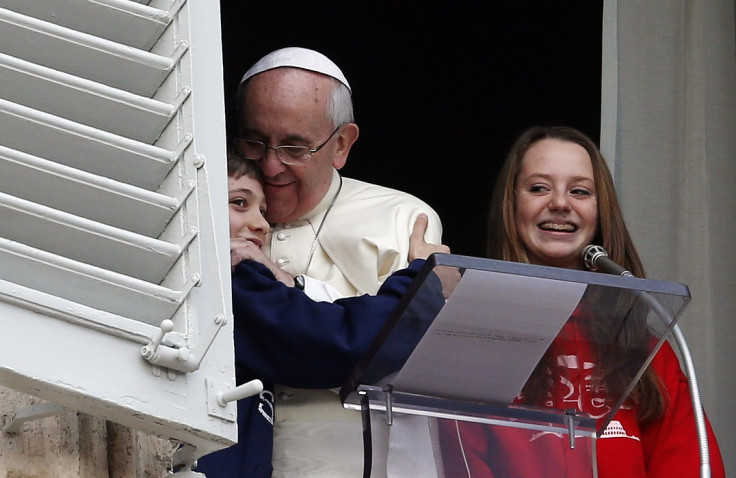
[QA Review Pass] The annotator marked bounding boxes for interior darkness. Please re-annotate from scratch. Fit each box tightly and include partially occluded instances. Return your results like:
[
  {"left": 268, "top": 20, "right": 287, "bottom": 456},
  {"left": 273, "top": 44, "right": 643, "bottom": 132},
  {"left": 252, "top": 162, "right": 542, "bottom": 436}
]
[{"left": 219, "top": 2, "right": 603, "bottom": 257}]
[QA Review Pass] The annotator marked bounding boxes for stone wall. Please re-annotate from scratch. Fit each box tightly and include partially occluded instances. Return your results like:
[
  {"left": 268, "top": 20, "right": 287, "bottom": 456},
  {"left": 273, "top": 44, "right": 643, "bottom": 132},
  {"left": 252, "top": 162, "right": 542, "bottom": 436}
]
[{"left": 0, "top": 387, "right": 176, "bottom": 478}]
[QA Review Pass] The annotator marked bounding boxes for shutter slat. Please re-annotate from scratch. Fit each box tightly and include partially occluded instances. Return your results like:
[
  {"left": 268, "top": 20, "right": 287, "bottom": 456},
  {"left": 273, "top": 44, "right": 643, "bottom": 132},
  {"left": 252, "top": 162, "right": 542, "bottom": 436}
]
[
  {"left": 0, "top": 237, "right": 185, "bottom": 325},
  {"left": 0, "top": 0, "right": 175, "bottom": 51},
  {"left": 0, "top": 99, "right": 179, "bottom": 190},
  {"left": 0, "top": 7, "right": 182, "bottom": 96},
  {"left": 0, "top": 192, "right": 188, "bottom": 283},
  {"left": 0, "top": 52, "right": 184, "bottom": 142},
  {"left": 0, "top": 145, "right": 185, "bottom": 237},
  {"left": 0, "top": 278, "right": 154, "bottom": 343}
]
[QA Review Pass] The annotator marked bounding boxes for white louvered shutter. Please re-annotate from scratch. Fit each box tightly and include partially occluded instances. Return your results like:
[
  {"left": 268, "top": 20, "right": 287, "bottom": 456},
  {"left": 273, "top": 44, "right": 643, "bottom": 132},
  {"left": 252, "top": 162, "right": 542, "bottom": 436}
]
[{"left": 0, "top": 0, "right": 237, "bottom": 457}]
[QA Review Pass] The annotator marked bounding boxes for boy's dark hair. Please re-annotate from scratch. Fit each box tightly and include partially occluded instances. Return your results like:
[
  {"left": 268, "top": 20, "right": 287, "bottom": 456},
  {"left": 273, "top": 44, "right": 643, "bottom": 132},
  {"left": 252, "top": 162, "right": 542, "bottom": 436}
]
[{"left": 227, "top": 150, "right": 263, "bottom": 182}]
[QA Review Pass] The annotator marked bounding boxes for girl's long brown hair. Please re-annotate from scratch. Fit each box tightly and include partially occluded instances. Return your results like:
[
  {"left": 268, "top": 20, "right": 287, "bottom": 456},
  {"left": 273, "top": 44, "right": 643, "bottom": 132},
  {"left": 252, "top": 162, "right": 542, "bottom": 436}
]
[{"left": 487, "top": 126, "right": 664, "bottom": 423}]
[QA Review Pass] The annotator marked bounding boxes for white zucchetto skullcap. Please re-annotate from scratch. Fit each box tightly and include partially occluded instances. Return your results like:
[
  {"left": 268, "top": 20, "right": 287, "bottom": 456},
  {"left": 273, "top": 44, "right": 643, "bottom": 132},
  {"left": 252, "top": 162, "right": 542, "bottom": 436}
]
[{"left": 240, "top": 47, "right": 351, "bottom": 93}]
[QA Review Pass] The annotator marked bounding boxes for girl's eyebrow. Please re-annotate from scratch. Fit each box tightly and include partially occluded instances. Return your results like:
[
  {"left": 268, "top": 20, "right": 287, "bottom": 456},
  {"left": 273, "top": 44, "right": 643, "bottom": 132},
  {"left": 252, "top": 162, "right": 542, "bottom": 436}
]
[{"left": 521, "top": 173, "right": 594, "bottom": 183}]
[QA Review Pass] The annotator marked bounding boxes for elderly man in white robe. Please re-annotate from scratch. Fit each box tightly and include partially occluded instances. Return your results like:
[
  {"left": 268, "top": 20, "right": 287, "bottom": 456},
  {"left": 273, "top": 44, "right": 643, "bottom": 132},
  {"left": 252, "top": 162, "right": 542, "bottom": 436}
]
[{"left": 231, "top": 47, "right": 446, "bottom": 477}]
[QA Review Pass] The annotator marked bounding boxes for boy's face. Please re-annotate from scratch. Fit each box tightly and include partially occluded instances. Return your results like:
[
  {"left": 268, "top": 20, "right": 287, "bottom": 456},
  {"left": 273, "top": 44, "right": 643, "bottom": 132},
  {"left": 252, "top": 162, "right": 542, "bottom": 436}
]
[{"left": 228, "top": 173, "right": 270, "bottom": 247}]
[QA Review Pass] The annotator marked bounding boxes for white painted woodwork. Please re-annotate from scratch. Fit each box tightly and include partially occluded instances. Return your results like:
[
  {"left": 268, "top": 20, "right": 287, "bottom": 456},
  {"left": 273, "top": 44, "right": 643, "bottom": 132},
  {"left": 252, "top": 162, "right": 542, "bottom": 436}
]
[
  {"left": 0, "top": 0, "right": 236, "bottom": 461},
  {"left": 0, "top": 7, "right": 183, "bottom": 96},
  {"left": 0, "top": 99, "right": 182, "bottom": 189},
  {"left": 0, "top": 145, "right": 188, "bottom": 237},
  {"left": 0, "top": 0, "right": 180, "bottom": 51},
  {"left": 0, "top": 51, "right": 189, "bottom": 142}
]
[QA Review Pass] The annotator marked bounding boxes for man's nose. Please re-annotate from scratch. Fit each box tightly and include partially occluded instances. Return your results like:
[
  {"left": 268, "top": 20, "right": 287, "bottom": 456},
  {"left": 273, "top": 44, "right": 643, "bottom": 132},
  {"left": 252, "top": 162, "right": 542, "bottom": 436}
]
[{"left": 259, "top": 147, "right": 286, "bottom": 177}]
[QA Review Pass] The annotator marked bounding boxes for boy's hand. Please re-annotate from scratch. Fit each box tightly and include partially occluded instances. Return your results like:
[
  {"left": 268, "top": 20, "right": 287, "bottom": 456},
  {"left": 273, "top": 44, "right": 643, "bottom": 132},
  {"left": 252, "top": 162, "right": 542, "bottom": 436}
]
[
  {"left": 231, "top": 238, "right": 295, "bottom": 287},
  {"left": 409, "top": 214, "right": 450, "bottom": 261},
  {"left": 408, "top": 214, "right": 459, "bottom": 298},
  {"left": 230, "top": 237, "right": 267, "bottom": 267}
]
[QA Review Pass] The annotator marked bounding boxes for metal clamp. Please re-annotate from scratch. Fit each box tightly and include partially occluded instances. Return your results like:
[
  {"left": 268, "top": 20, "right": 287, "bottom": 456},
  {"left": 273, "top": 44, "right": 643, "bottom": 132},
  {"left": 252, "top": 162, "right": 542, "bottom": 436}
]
[
  {"left": 564, "top": 408, "right": 577, "bottom": 449},
  {"left": 383, "top": 385, "right": 394, "bottom": 426},
  {"left": 1, "top": 402, "right": 65, "bottom": 434}
]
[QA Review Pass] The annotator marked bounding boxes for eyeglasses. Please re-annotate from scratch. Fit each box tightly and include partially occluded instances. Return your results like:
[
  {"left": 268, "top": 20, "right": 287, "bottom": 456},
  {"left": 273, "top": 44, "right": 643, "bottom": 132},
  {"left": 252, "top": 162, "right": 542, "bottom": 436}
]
[{"left": 233, "top": 126, "right": 341, "bottom": 165}]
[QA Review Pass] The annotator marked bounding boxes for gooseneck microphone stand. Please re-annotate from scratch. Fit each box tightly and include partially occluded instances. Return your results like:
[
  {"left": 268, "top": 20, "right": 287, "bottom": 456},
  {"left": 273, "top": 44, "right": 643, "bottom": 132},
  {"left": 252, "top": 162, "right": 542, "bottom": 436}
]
[{"left": 582, "top": 245, "right": 711, "bottom": 478}]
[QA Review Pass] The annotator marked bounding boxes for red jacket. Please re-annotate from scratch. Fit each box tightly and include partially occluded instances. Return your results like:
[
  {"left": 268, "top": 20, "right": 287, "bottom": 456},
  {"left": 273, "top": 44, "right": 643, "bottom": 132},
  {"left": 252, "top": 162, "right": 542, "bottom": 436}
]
[{"left": 438, "top": 320, "right": 724, "bottom": 477}]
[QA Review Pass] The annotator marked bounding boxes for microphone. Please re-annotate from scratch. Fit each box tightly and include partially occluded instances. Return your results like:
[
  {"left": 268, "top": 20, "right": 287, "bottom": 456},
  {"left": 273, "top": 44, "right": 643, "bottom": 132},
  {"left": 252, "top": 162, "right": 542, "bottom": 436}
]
[
  {"left": 582, "top": 245, "right": 711, "bottom": 473},
  {"left": 581, "top": 245, "right": 633, "bottom": 277}
]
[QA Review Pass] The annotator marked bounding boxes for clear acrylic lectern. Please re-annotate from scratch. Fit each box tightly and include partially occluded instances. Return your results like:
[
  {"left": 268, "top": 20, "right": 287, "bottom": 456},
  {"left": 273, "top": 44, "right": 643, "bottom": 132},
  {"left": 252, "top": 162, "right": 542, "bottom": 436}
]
[{"left": 340, "top": 253, "right": 691, "bottom": 477}]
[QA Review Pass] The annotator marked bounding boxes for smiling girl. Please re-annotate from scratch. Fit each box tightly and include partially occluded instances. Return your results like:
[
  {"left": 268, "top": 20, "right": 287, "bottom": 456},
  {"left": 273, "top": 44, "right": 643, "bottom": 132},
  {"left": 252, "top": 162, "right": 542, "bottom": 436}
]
[{"left": 439, "top": 126, "right": 724, "bottom": 478}]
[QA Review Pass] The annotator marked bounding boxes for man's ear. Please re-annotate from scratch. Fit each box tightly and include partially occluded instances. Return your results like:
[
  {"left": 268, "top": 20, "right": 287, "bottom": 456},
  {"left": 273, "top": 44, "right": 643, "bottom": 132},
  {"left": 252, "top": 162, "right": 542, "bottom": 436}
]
[{"left": 332, "top": 123, "right": 359, "bottom": 170}]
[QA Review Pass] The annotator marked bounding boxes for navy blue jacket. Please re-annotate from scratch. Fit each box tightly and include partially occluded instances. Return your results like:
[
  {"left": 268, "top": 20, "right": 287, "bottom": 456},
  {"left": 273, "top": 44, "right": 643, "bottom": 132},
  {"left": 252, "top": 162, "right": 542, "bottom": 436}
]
[{"left": 195, "top": 259, "right": 424, "bottom": 478}]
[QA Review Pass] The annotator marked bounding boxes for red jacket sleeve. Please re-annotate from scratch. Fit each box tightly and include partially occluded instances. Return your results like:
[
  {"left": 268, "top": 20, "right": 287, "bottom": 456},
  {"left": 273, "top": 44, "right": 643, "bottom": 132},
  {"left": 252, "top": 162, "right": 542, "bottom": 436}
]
[{"left": 641, "top": 341, "right": 725, "bottom": 477}]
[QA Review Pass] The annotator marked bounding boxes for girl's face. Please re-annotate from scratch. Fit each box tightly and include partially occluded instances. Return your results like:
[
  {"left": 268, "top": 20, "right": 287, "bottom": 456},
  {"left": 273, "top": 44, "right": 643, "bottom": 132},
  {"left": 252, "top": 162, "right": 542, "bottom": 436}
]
[
  {"left": 514, "top": 138, "right": 598, "bottom": 270},
  {"left": 228, "top": 174, "right": 270, "bottom": 247}
]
